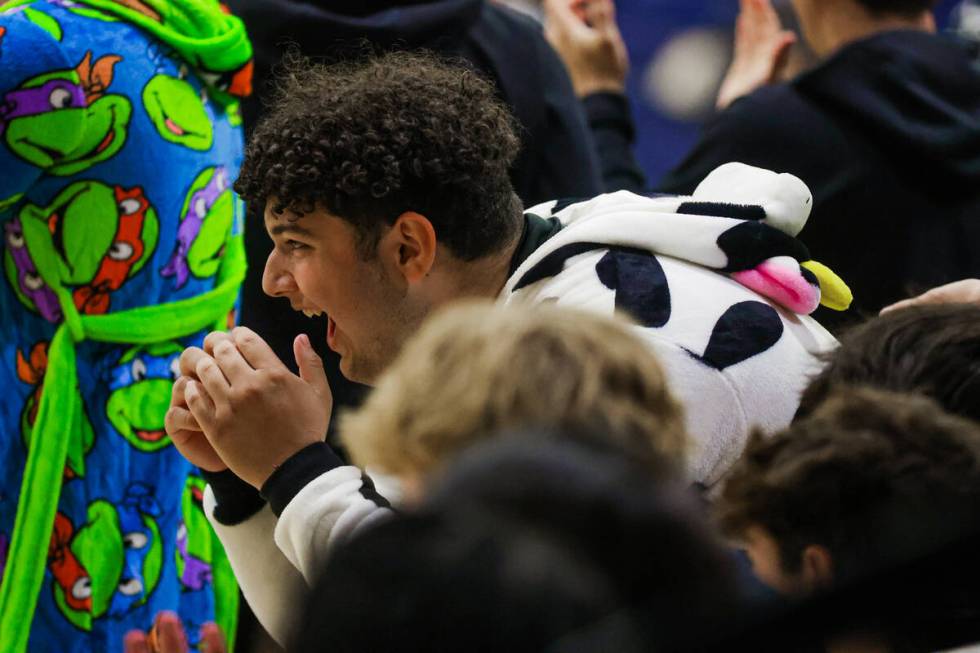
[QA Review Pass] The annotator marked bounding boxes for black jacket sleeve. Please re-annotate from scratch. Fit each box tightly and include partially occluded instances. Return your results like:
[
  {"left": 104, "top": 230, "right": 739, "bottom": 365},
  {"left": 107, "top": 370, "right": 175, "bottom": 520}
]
[{"left": 582, "top": 92, "right": 647, "bottom": 194}]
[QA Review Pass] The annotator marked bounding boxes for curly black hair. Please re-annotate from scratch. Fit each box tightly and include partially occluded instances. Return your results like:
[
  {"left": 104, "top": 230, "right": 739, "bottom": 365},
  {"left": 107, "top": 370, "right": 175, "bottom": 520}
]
[{"left": 235, "top": 51, "right": 524, "bottom": 261}]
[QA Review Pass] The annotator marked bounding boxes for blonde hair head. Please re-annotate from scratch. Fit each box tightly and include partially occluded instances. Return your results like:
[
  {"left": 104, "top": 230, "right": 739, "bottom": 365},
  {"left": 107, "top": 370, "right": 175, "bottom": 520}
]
[{"left": 341, "top": 301, "right": 687, "bottom": 478}]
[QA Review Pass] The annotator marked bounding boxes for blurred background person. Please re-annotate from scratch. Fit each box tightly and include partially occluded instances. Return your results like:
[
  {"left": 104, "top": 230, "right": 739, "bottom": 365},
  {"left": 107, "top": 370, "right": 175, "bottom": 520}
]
[
  {"left": 717, "top": 388, "right": 980, "bottom": 650},
  {"left": 658, "top": 0, "right": 980, "bottom": 331},
  {"left": 545, "top": 0, "right": 979, "bottom": 331},
  {"left": 291, "top": 437, "right": 742, "bottom": 653}
]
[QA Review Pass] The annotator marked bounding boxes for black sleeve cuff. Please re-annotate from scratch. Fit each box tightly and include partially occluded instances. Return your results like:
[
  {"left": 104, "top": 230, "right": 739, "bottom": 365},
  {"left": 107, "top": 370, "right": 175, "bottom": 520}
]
[
  {"left": 201, "top": 469, "right": 267, "bottom": 526},
  {"left": 582, "top": 92, "right": 636, "bottom": 142},
  {"left": 260, "top": 442, "right": 345, "bottom": 517}
]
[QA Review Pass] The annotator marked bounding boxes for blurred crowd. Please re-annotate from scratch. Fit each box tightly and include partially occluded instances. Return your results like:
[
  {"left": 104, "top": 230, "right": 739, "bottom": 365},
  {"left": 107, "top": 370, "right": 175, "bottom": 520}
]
[{"left": 0, "top": 1, "right": 978, "bottom": 652}]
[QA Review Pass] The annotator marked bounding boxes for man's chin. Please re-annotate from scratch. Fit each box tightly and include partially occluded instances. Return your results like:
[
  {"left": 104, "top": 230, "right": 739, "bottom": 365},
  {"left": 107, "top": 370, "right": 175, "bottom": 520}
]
[{"left": 338, "top": 355, "right": 379, "bottom": 386}]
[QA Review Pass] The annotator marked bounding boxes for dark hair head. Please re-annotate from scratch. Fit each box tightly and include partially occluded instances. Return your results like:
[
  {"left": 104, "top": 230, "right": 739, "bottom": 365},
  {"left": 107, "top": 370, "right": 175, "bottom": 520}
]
[
  {"left": 293, "top": 437, "right": 740, "bottom": 653},
  {"left": 798, "top": 304, "right": 980, "bottom": 423},
  {"left": 235, "top": 51, "right": 523, "bottom": 260},
  {"left": 718, "top": 387, "right": 980, "bottom": 582},
  {"left": 854, "top": 0, "right": 938, "bottom": 17}
]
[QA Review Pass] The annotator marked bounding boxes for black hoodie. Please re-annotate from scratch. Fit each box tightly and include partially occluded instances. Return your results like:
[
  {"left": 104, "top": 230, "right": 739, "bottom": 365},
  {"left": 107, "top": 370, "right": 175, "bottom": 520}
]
[
  {"left": 659, "top": 30, "right": 980, "bottom": 330},
  {"left": 229, "top": 0, "right": 602, "bottom": 205}
]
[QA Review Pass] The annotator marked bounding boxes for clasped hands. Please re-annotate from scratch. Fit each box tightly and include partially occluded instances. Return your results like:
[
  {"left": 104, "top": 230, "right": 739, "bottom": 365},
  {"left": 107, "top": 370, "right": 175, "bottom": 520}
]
[{"left": 165, "top": 326, "right": 332, "bottom": 489}]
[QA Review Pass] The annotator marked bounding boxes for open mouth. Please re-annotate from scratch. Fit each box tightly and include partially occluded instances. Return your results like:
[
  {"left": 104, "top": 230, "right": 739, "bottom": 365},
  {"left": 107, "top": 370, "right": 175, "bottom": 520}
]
[
  {"left": 203, "top": 243, "right": 226, "bottom": 263},
  {"left": 17, "top": 137, "right": 64, "bottom": 161},
  {"left": 133, "top": 428, "right": 167, "bottom": 442},
  {"left": 327, "top": 316, "right": 338, "bottom": 351},
  {"left": 164, "top": 118, "right": 185, "bottom": 136},
  {"left": 46, "top": 185, "right": 89, "bottom": 275},
  {"left": 94, "top": 128, "right": 115, "bottom": 155},
  {"left": 154, "top": 92, "right": 197, "bottom": 138},
  {"left": 82, "top": 105, "right": 118, "bottom": 157}
]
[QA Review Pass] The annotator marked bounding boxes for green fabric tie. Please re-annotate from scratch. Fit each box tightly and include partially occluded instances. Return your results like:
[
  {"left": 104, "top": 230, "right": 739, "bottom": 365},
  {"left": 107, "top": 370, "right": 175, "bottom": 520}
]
[
  {"left": 0, "top": 235, "right": 246, "bottom": 653},
  {"left": 4, "top": 0, "right": 252, "bottom": 102}
]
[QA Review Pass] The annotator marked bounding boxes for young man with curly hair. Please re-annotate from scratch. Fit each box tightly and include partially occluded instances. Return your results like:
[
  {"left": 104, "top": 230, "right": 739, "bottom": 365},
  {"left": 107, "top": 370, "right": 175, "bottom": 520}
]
[{"left": 164, "top": 52, "right": 842, "bottom": 644}]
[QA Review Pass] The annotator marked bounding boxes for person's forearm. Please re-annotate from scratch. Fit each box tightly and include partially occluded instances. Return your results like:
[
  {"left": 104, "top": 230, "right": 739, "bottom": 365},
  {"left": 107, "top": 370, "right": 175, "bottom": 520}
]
[
  {"left": 268, "top": 444, "right": 394, "bottom": 582},
  {"left": 203, "top": 489, "right": 305, "bottom": 646},
  {"left": 582, "top": 92, "right": 647, "bottom": 194}
]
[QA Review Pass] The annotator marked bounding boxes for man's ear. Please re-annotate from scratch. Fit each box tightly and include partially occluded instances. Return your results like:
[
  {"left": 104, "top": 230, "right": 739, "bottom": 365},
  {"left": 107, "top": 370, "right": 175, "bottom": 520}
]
[
  {"left": 800, "top": 544, "right": 835, "bottom": 591},
  {"left": 379, "top": 211, "right": 437, "bottom": 285}
]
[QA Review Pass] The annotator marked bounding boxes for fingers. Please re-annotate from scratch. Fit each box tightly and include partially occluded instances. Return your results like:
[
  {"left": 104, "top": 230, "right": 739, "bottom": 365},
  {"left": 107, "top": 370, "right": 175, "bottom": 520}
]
[
  {"left": 203, "top": 330, "right": 235, "bottom": 356},
  {"left": 165, "top": 403, "right": 200, "bottom": 436},
  {"left": 179, "top": 347, "right": 210, "bottom": 380},
  {"left": 584, "top": 0, "right": 614, "bottom": 30},
  {"left": 170, "top": 375, "right": 190, "bottom": 411},
  {"left": 169, "top": 424, "right": 228, "bottom": 472},
  {"left": 153, "top": 611, "right": 189, "bottom": 653},
  {"left": 124, "top": 631, "right": 151, "bottom": 653},
  {"left": 880, "top": 284, "right": 963, "bottom": 314},
  {"left": 769, "top": 31, "right": 798, "bottom": 83},
  {"left": 199, "top": 623, "right": 227, "bottom": 653},
  {"left": 294, "top": 333, "right": 332, "bottom": 401},
  {"left": 195, "top": 356, "right": 231, "bottom": 411},
  {"left": 212, "top": 339, "right": 254, "bottom": 384},
  {"left": 185, "top": 379, "right": 216, "bottom": 429},
  {"left": 544, "top": 0, "right": 591, "bottom": 37},
  {"left": 232, "top": 326, "right": 285, "bottom": 371}
]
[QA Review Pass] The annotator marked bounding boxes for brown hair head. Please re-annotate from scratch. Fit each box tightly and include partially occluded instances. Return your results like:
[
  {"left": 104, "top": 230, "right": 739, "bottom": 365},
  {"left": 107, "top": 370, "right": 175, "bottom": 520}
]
[
  {"left": 341, "top": 302, "right": 688, "bottom": 479},
  {"left": 718, "top": 386, "right": 980, "bottom": 581}
]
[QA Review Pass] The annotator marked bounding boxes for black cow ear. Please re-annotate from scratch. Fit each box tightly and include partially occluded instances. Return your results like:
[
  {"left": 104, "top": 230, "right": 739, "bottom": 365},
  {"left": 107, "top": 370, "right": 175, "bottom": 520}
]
[
  {"left": 678, "top": 201, "right": 767, "bottom": 221},
  {"left": 716, "top": 222, "right": 811, "bottom": 272},
  {"left": 596, "top": 249, "right": 671, "bottom": 328},
  {"left": 695, "top": 301, "right": 784, "bottom": 370}
]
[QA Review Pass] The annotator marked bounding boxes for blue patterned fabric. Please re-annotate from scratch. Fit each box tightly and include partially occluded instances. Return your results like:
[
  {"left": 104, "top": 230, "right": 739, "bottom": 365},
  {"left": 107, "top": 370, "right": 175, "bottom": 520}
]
[{"left": 0, "top": 2, "right": 246, "bottom": 650}]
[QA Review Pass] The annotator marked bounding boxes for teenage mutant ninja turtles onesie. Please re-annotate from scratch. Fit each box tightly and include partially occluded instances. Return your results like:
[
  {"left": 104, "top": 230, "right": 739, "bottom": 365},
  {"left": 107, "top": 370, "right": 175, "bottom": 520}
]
[{"left": 0, "top": 1, "right": 252, "bottom": 650}]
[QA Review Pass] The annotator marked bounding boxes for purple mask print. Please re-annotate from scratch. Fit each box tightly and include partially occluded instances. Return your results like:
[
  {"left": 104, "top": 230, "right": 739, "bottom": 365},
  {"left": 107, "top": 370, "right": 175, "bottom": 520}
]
[
  {"left": 5, "top": 217, "right": 62, "bottom": 323},
  {"left": 176, "top": 522, "right": 212, "bottom": 591},
  {"left": 0, "top": 80, "right": 86, "bottom": 139},
  {"left": 161, "top": 167, "right": 229, "bottom": 289}
]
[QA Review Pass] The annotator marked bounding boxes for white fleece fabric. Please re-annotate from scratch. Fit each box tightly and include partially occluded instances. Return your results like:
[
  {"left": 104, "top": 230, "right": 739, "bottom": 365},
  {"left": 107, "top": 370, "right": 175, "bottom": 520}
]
[
  {"left": 505, "top": 165, "right": 836, "bottom": 484},
  {"left": 203, "top": 471, "right": 395, "bottom": 646}
]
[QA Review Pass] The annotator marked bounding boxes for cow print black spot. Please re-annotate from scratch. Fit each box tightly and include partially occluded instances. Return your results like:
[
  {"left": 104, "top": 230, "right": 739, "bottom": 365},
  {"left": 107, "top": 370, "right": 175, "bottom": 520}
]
[
  {"left": 596, "top": 248, "right": 671, "bottom": 328},
  {"left": 693, "top": 301, "right": 784, "bottom": 370}
]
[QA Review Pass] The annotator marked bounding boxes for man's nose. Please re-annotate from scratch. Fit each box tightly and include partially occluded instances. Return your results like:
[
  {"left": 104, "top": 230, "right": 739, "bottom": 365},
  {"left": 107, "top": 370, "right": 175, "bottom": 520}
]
[{"left": 262, "top": 249, "right": 297, "bottom": 298}]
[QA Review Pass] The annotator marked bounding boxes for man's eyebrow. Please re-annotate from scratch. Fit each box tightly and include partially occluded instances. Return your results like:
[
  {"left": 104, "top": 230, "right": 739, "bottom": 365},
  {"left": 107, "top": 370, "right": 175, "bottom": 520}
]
[{"left": 270, "top": 222, "right": 314, "bottom": 237}]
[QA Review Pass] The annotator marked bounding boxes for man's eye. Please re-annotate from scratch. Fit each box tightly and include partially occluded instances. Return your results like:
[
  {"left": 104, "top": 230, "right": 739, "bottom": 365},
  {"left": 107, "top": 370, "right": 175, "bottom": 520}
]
[{"left": 286, "top": 240, "right": 308, "bottom": 251}]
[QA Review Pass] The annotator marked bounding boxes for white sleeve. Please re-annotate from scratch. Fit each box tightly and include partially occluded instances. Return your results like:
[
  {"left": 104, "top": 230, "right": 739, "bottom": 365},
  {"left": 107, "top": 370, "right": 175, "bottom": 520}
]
[
  {"left": 273, "top": 466, "right": 394, "bottom": 584},
  {"left": 204, "top": 488, "right": 306, "bottom": 646}
]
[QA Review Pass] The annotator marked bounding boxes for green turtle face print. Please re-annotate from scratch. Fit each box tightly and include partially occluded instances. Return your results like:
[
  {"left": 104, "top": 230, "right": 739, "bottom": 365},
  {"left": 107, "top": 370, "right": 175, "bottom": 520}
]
[
  {"left": 48, "top": 484, "right": 164, "bottom": 630},
  {"left": 162, "top": 167, "right": 233, "bottom": 288},
  {"left": 16, "top": 342, "right": 95, "bottom": 479},
  {"left": 3, "top": 180, "right": 159, "bottom": 321},
  {"left": 143, "top": 65, "right": 214, "bottom": 151},
  {"left": 106, "top": 342, "right": 181, "bottom": 452},
  {"left": 0, "top": 52, "right": 132, "bottom": 176}
]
